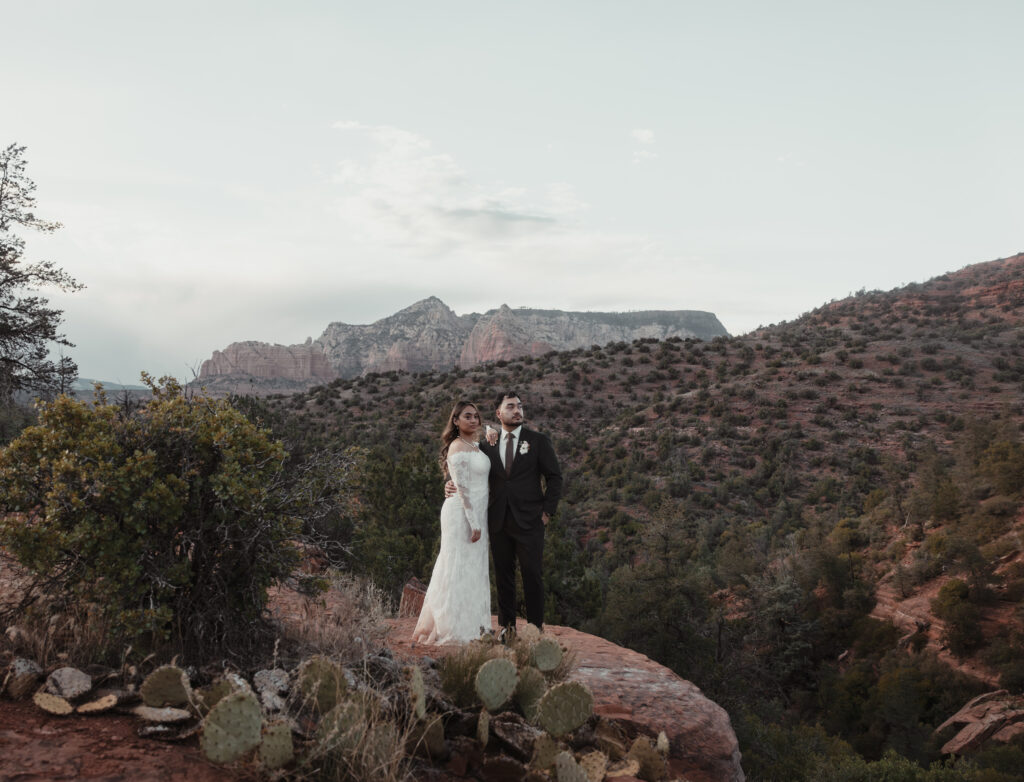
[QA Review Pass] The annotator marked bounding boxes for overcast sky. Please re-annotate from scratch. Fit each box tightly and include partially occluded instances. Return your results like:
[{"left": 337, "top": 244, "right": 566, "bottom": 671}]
[{"left": 4, "top": 1, "right": 1022, "bottom": 383}]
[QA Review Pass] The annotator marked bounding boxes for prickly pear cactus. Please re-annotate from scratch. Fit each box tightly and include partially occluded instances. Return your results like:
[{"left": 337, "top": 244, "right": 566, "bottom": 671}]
[
  {"left": 362, "top": 722, "right": 400, "bottom": 773},
  {"left": 46, "top": 666, "right": 92, "bottom": 700},
  {"left": 531, "top": 637, "right": 563, "bottom": 672},
  {"left": 316, "top": 699, "right": 367, "bottom": 754},
  {"left": 531, "top": 733, "right": 561, "bottom": 772},
  {"left": 578, "top": 750, "right": 608, "bottom": 782},
  {"left": 474, "top": 657, "right": 517, "bottom": 712},
  {"left": 555, "top": 750, "right": 589, "bottom": 782},
  {"left": 258, "top": 719, "right": 294, "bottom": 770},
  {"left": 408, "top": 715, "right": 446, "bottom": 759},
  {"left": 194, "top": 677, "right": 239, "bottom": 716},
  {"left": 77, "top": 693, "right": 118, "bottom": 714},
  {"left": 627, "top": 735, "right": 668, "bottom": 781},
  {"left": 477, "top": 708, "right": 490, "bottom": 748},
  {"left": 519, "top": 623, "right": 542, "bottom": 644},
  {"left": 297, "top": 655, "right": 347, "bottom": 714},
  {"left": 536, "top": 681, "right": 594, "bottom": 737},
  {"left": 200, "top": 690, "right": 263, "bottom": 764},
  {"left": 595, "top": 716, "right": 628, "bottom": 759},
  {"left": 6, "top": 658, "right": 42, "bottom": 699},
  {"left": 515, "top": 665, "right": 546, "bottom": 722},
  {"left": 656, "top": 730, "right": 670, "bottom": 755},
  {"left": 407, "top": 665, "right": 426, "bottom": 720},
  {"left": 33, "top": 690, "right": 73, "bottom": 715},
  {"left": 133, "top": 705, "right": 193, "bottom": 723},
  {"left": 607, "top": 757, "right": 641, "bottom": 778},
  {"left": 140, "top": 665, "right": 191, "bottom": 707}
]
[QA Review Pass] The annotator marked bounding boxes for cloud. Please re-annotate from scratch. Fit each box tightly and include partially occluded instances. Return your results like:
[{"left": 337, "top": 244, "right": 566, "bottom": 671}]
[
  {"left": 630, "top": 128, "right": 658, "bottom": 163},
  {"left": 330, "top": 121, "right": 581, "bottom": 252},
  {"left": 631, "top": 128, "right": 656, "bottom": 145}
]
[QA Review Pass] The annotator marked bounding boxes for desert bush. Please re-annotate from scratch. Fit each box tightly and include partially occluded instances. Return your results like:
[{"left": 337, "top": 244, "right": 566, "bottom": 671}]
[{"left": 0, "top": 377, "right": 309, "bottom": 660}]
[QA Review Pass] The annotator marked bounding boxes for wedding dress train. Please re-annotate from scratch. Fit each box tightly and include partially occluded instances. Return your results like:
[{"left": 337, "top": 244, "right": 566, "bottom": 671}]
[{"left": 413, "top": 449, "right": 492, "bottom": 644}]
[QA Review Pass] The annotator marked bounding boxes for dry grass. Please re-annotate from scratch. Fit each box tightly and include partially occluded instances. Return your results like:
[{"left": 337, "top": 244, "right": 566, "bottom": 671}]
[{"left": 275, "top": 571, "right": 393, "bottom": 664}]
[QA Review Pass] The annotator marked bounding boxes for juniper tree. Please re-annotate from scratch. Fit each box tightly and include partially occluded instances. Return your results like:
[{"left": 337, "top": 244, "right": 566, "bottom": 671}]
[{"left": 0, "top": 143, "right": 82, "bottom": 405}]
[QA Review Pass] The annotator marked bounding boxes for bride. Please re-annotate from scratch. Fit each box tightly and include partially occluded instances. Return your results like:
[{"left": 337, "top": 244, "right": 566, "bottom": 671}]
[{"left": 412, "top": 400, "right": 492, "bottom": 644}]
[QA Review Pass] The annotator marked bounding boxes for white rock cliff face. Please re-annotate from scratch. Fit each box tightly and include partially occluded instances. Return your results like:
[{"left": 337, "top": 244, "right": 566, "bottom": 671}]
[
  {"left": 200, "top": 341, "right": 337, "bottom": 382},
  {"left": 197, "top": 298, "right": 728, "bottom": 393}
]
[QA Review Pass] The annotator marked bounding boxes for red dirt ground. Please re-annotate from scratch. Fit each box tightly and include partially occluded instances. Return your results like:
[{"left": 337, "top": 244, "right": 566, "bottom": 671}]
[{"left": 0, "top": 700, "right": 243, "bottom": 782}]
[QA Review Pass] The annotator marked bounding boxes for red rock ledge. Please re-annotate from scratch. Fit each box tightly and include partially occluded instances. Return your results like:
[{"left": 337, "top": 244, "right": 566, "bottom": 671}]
[{"left": 387, "top": 616, "right": 745, "bottom": 782}]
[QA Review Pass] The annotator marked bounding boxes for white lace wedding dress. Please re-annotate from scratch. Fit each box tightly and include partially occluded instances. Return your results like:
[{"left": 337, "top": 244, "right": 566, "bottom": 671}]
[{"left": 413, "top": 449, "right": 492, "bottom": 644}]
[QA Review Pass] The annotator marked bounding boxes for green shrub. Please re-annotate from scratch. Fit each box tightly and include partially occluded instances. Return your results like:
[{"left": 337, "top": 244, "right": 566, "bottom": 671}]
[{"left": 0, "top": 377, "right": 302, "bottom": 660}]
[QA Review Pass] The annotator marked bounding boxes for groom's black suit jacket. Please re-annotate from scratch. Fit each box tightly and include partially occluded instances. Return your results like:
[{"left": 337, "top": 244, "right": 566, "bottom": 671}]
[{"left": 482, "top": 427, "right": 563, "bottom": 535}]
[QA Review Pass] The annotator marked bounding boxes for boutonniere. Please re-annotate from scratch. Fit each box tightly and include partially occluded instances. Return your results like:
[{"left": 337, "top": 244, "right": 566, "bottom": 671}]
[{"left": 518, "top": 440, "right": 530, "bottom": 455}]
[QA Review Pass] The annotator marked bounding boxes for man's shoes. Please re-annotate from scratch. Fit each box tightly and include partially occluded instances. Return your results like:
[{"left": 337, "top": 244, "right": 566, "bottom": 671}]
[{"left": 498, "top": 625, "right": 517, "bottom": 645}]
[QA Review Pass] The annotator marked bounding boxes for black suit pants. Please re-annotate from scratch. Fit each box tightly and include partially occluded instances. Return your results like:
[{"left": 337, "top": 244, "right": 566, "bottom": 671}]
[{"left": 491, "top": 513, "right": 545, "bottom": 629}]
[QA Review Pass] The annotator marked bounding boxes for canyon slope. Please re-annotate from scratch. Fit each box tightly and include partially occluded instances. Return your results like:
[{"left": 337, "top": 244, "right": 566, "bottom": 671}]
[{"left": 196, "top": 297, "right": 728, "bottom": 394}]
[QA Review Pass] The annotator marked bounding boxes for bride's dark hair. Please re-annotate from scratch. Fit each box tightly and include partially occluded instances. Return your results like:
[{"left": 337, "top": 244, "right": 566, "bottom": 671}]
[{"left": 440, "top": 400, "right": 479, "bottom": 475}]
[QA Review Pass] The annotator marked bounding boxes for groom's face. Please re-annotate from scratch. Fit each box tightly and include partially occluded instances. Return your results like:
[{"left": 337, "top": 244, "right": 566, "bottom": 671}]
[{"left": 496, "top": 396, "right": 524, "bottom": 430}]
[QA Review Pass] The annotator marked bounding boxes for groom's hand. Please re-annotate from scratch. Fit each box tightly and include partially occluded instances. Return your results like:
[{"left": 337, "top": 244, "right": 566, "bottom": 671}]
[
  {"left": 444, "top": 480, "right": 456, "bottom": 498},
  {"left": 542, "top": 512, "right": 550, "bottom": 526}
]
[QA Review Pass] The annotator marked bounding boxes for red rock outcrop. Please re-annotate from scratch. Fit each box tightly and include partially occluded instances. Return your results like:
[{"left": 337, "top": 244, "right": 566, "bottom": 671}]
[
  {"left": 196, "top": 298, "right": 729, "bottom": 394},
  {"left": 388, "top": 616, "right": 745, "bottom": 782},
  {"left": 458, "top": 305, "right": 728, "bottom": 367},
  {"left": 936, "top": 690, "right": 1024, "bottom": 755}
]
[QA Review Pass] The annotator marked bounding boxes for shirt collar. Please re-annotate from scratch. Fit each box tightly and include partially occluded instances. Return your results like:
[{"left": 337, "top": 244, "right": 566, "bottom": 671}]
[{"left": 504, "top": 425, "right": 523, "bottom": 441}]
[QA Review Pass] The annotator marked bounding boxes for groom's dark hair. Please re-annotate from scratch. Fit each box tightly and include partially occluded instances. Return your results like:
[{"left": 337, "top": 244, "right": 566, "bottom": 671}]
[{"left": 495, "top": 390, "right": 521, "bottom": 409}]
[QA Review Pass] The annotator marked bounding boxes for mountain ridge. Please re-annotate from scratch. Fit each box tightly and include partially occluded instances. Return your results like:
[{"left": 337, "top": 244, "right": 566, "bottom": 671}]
[{"left": 196, "top": 299, "right": 729, "bottom": 393}]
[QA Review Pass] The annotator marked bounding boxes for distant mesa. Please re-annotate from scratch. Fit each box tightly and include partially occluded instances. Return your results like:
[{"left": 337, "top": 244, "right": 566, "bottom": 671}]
[{"left": 195, "top": 297, "right": 729, "bottom": 394}]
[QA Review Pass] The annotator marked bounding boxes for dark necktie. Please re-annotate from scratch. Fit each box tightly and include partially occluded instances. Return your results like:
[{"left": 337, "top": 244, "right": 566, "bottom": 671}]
[{"left": 505, "top": 432, "right": 515, "bottom": 476}]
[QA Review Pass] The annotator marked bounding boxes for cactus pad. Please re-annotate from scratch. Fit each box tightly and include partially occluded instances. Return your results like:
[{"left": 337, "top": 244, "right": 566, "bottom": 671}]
[
  {"left": 531, "top": 637, "right": 563, "bottom": 672},
  {"left": 515, "top": 665, "right": 546, "bottom": 722},
  {"left": 627, "top": 736, "right": 667, "bottom": 781},
  {"left": 531, "top": 733, "right": 561, "bottom": 771},
  {"left": 33, "top": 690, "right": 73, "bottom": 715},
  {"left": 362, "top": 722, "right": 400, "bottom": 772},
  {"left": 656, "top": 730, "right": 670, "bottom": 755},
  {"left": 408, "top": 714, "right": 445, "bottom": 759},
  {"left": 477, "top": 708, "right": 490, "bottom": 747},
  {"left": 578, "top": 750, "right": 608, "bottom": 782},
  {"left": 474, "top": 657, "right": 518, "bottom": 712},
  {"left": 77, "top": 694, "right": 118, "bottom": 714},
  {"left": 407, "top": 665, "right": 426, "bottom": 720},
  {"left": 536, "top": 681, "right": 594, "bottom": 737},
  {"left": 297, "top": 655, "right": 347, "bottom": 713},
  {"left": 133, "top": 705, "right": 194, "bottom": 722},
  {"left": 138, "top": 722, "right": 202, "bottom": 741},
  {"left": 595, "top": 717, "right": 628, "bottom": 759},
  {"left": 555, "top": 751, "right": 589, "bottom": 782},
  {"left": 607, "top": 757, "right": 641, "bottom": 778},
  {"left": 519, "top": 623, "right": 542, "bottom": 643},
  {"left": 5, "top": 658, "right": 42, "bottom": 700},
  {"left": 200, "top": 690, "right": 263, "bottom": 764},
  {"left": 46, "top": 666, "right": 92, "bottom": 700},
  {"left": 140, "top": 665, "right": 191, "bottom": 707},
  {"left": 259, "top": 719, "right": 294, "bottom": 770},
  {"left": 194, "top": 677, "right": 240, "bottom": 715},
  {"left": 316, "top": 699, "right": 367, "bottom": 754}
]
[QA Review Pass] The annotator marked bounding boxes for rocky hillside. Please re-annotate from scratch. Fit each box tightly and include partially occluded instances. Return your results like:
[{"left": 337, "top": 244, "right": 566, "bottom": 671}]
[
  {"left": 197, "top": 298, "right": 728, "bottom": 393},
  {"left": 248, "top": 252, "right": 1024, "bottom": 776}
]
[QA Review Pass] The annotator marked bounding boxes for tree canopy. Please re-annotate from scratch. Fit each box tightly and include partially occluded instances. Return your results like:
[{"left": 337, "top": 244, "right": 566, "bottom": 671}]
[{"left": 0, "top": 143, "right": 82, "bottom": 405}]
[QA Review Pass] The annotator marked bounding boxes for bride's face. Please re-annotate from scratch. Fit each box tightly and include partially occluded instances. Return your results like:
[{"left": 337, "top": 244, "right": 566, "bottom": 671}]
[{"left": 455, "top": 406, "right": 480, "bottom": 436}]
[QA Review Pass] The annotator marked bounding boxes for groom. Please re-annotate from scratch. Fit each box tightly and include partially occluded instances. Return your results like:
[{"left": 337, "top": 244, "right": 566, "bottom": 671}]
[{"left": 484, "top": 390, "right": 563, "bottom": 636}]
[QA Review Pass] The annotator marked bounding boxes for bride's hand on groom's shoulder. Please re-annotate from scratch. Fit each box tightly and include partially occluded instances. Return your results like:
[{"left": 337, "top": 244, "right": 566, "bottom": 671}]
[{"left": 485, "top": 426, "right": 499, "bottom": 446}]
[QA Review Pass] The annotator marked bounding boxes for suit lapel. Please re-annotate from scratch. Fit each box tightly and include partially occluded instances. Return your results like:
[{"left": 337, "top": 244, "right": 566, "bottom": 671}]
[{"left": 509, "top": 428, "right": 530, "bottom": 475}]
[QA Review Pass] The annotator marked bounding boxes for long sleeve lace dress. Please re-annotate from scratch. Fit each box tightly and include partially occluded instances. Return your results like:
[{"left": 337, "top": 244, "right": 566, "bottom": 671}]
[{"left": 412, "top": 449, "right": 492, "bottom": 644}]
